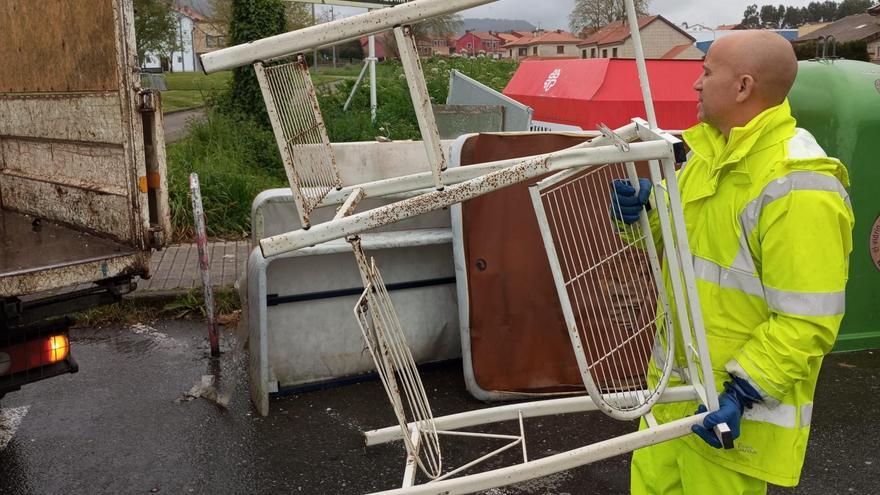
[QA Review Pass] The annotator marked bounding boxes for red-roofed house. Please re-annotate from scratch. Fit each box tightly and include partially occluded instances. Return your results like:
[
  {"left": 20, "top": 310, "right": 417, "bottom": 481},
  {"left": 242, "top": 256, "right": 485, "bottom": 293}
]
[
  {"left": 578, "top": 15, "right": 703, "bottom": 60},
  {"left": 455, "top": 31, "right": 505, "bottom": 57},
  {"left": 502, "top": 30, "right": 584, "bottom": 60}
]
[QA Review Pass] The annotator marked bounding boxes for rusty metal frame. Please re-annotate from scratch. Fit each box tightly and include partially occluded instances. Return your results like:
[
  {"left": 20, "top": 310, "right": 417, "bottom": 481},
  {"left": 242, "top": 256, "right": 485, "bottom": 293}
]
[
  {"left": 394, "top": 25, "right": 446, "bottom": 190},
  {"left": 255, "top": 56, "right": 342, "bottom": 229}
]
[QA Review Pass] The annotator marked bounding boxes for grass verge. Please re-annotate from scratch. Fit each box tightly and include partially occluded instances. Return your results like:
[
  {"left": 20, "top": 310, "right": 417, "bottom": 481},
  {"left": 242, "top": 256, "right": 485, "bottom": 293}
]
[
  {"left": 73, "top": 289, "right": 241, "bottom": 328},
  {"left": 166, "top": 109, "right": 286, "bottom": 240}
]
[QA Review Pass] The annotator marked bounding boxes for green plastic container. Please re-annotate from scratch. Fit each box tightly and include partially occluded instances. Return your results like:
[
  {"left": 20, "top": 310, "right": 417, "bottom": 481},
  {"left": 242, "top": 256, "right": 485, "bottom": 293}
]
[{"left": 789, "top": 59, "right": 880, "bottom": 351}]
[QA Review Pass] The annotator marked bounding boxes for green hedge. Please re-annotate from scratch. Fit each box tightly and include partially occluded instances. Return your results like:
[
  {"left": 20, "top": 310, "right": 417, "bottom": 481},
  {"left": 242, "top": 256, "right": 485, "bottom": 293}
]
[{"left": 793, "top": 40, "right": 870, "bottom": 62}]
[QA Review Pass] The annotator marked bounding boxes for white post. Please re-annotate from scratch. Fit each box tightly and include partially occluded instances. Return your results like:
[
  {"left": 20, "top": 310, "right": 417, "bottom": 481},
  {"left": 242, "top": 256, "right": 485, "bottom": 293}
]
[
  {"left": 624, "top": 0, "right": 657, "bottom": 128},
  {"left": 369, "top": 33, "right": 377, "bottom": 122}
]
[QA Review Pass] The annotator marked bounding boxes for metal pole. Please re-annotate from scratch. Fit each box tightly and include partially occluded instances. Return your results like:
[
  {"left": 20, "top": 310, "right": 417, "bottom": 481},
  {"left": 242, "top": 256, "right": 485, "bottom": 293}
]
[
  {"left": 369, "top": 33, "right": 377, "bottom": 122},
  {"left": 312, "top": 4, "right": 319, "bottom": 72},
  {"left": 189, "top": 173, "right": 220, "bottom": 357},
  {"left": 624, "top": 0, "right": 657, "bottom": 128},
  {"left": 343, "top": 59, "right": 371, "bottom": 111},
  {"left": 331, "top": 6, "right": 337, "bottom": 68}
]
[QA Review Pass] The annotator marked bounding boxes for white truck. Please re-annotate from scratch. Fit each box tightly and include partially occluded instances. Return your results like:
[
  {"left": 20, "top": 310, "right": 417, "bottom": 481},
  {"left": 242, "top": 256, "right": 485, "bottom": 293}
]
[{"left": 0, "top": 0, "right": 169, "bottom": 399}]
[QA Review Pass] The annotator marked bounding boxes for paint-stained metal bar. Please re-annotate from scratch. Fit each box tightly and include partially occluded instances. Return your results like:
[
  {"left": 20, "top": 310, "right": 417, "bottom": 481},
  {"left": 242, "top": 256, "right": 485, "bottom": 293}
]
[
  {"left": 260, "top": 139, "right": 675, "bottom": 257},
  {"left": 394, "top": 25, "right": 446, "bottom": 190},
  {"left": 189, "top": 173, "right": 219, "bottom": 357},
  {"left": 200, "top": 0, "right": 498, "bottom": 73}
]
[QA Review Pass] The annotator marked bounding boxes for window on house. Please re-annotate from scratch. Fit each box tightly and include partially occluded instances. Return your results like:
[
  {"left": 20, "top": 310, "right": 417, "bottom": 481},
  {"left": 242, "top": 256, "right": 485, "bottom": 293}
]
[
  {"left": 612, "top": 47, "right": 618, "bottom": 58},
  {"left": 582, "top": 49, "right": 587, "bottom": 59},
  {"left": 519, "top": 47, "right": 527, "bottom": 56},
  {"left": 177, "top": 56, "right": 183, "bottom": 63},
  {"left": 467, "top": 42, "right": 472, "bottom": 50},
  {"left": 591, "top": 48, "right": 596, "bottom": 57},
  {"left": 533, "top": 46, "right": 538, "bottom": 55},
  {"left": 206, "top": 35, "right": 216, "bottom": 48},
  {"left": 557, "top": 45, "right": 565, "bottom": 54},
  {"left": 602, "top": 48, "right": 608, "bottom": 57}
]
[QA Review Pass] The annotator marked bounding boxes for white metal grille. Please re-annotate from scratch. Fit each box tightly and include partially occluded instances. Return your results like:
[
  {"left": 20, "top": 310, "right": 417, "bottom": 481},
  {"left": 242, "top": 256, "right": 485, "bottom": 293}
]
[
  {"left": 531, "top": 163, "right": 673, "bottom": 419},
  {"left": 255, "top": 57, "right": 341, "bottom": 228},
  {"left": 353, "top": 255, "right": 443, "bottom": 480}
]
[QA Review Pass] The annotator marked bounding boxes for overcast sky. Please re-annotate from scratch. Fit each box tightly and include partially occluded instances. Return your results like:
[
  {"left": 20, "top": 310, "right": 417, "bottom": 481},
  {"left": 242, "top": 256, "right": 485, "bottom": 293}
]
[{"left": 326, "top": 0, "right": 823, "bottom": 31}]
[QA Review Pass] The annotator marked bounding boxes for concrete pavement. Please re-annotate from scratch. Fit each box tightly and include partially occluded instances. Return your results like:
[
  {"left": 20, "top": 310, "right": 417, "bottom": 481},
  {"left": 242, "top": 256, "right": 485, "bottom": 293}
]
[
  {"left": 0, "top": 320, "right": 876, "bottom": 494},
  {"left": 133, "top": 241, "right": 249, "bottom": 297}
]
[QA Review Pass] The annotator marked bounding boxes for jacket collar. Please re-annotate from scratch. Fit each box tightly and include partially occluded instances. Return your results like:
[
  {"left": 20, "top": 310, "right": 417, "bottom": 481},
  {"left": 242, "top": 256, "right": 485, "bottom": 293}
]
[
  {"left": 682, "top": 99, "right": 797, "bottom": 199},
  {"left": 684, "top": 99, "right": 796, "bottom": 173}
]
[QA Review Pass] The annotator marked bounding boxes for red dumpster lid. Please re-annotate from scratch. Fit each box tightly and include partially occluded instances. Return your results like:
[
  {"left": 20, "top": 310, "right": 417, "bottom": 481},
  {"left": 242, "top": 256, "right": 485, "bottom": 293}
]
[{"left": 502, "top": 58, "right": 704, "bottom": 131}]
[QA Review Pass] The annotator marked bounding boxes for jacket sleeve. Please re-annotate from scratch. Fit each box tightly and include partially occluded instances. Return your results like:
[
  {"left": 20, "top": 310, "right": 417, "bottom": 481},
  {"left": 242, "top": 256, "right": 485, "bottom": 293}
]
[{"left": 726, "top": 177, "right": 854, "bottom": 407}]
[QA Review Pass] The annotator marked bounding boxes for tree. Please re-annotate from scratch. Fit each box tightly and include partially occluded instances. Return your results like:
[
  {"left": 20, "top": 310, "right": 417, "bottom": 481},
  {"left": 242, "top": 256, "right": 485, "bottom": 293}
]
[
  {"left": 781, "top": 6, "right": 803, "bottom": 27},
  {"left": 819, "top": 0, "right": 840, "bottom": 20},
  {"left": 222, "top": 0, "right": 288, "bottom": 124},
  {"left": 837, "top": 0, "right": 872, "bottom": 17},
  {"left": 133, "top": 0, "right": 179, "bottom": 66},
  {"left": 760, "top": 4, "right": 783, "bottom": 27},
  {"left": 741, "top": 4, "right": 761, "bottom": 28},
  {"left": 569, "top": 0, "right": 651, "bottom": 34}
]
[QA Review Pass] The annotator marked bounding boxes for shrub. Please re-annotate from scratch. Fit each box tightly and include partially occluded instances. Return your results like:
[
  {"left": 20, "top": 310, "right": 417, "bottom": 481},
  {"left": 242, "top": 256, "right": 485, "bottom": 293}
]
[
  {"left": 166, "top": 109, "right": 286, "bottom": 239},
  {"left": 318, "top": 56, "right": 519, "bottom": 142},
  {"left": 793, "top": 40, "right": 870, "bottom": 62},
  {"left": 219, "top": 0, "right": 288, "bottom": 125}
]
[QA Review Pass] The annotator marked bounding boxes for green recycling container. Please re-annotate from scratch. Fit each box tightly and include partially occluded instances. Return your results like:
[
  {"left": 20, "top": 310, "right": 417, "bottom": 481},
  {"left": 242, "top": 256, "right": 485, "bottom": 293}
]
[{"left": 789, "top": 59, "right": 880, "bottom": 351}]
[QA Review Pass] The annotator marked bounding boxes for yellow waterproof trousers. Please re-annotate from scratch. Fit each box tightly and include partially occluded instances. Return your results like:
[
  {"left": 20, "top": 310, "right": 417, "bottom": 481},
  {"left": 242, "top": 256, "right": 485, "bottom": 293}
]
[{"left": 631, "top": 435, "right": 767, "bottom": 495}]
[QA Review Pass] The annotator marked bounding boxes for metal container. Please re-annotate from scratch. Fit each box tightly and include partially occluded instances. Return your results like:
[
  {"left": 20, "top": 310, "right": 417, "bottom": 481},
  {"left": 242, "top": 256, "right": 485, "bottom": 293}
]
[{"left": 789, "top": 59, "right": 880, "bottom": 351}]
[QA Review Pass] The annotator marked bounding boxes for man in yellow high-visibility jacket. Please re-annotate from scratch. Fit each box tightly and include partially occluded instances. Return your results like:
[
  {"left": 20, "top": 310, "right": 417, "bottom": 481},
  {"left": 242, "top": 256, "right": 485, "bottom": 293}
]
[{"left": 614, "top": 31, "right": 855, "bottom": 494}]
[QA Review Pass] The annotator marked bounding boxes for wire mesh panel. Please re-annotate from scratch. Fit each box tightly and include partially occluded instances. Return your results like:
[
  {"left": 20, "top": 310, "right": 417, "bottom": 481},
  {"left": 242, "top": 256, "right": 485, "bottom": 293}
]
[
  {"left": 352, "top": 250, "right": 442, "bottom": 480},
  {"left": 255, "top": 56, "right": 341, "bottom": 229},
  {"left": 530, "top": 163, "right": 674, "bottom": 420}
]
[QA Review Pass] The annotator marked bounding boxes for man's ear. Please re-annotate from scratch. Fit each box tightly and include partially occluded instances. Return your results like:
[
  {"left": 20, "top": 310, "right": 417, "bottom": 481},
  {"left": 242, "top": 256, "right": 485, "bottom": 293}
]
[{"left": 735, "top": 74, "right": 755, "bottom": 103}]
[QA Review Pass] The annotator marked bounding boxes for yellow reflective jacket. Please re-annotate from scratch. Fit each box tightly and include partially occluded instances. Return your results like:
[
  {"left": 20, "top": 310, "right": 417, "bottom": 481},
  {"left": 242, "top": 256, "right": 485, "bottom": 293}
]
[{"left": 647, "top": 99, "right": 854, "bottom": 486}]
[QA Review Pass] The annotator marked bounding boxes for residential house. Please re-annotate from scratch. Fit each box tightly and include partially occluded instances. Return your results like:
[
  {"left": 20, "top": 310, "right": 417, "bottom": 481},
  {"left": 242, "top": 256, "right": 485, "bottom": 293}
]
[
  {"left": 141, "top": 4, "right": 226, "bottom": 72},
  {"left": 578, "top": 15, "right": 703, "bottom": 60},
  {"left": 503, "top": 30, "right": 584, "bottom": 60},
  {"left": 455, "top": 31, "right": 505, "bottom": 57},
  {"left": 359, "top": 36, "right": 391, "bottom": 61},
  {"left": 424, "top": 35, "right": 457, "bottom": 57},
  {"left": 495, "top": 31, "right": 531, "bottom": 58},
  {"left": 795, "top": 10, "right": 880, "bottom": 64},
  {"left": 798, "top": 22, "right": 832, "bottom": 38}
]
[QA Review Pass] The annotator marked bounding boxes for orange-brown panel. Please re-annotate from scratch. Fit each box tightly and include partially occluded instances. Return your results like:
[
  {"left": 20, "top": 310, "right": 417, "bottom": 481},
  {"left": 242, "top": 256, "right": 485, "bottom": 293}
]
[{"left": 0, "top": 0, "right": 119, "bottom": 93}]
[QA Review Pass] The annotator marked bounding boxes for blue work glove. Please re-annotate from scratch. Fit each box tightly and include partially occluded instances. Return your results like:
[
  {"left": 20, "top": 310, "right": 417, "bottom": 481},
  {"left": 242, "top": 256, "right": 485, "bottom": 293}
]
[
  {"left": 691, "top": 375, "right": 763, "bottom": 449},
  {"left": 610, "top": 179, "right": 652, "bottom": 225}
]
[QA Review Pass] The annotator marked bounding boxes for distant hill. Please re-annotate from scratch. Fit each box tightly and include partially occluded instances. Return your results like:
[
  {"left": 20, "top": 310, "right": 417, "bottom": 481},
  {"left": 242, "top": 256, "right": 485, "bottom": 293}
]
[{"left": 459, "top": 18, "right": 537, "bottom": 35}]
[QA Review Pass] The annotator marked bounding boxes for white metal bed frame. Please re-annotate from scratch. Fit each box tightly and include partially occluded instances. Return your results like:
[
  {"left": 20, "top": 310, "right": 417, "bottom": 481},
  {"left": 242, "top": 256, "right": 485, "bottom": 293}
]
[{"left": 201, "top": 0, "right": 730, "bottom": 493}]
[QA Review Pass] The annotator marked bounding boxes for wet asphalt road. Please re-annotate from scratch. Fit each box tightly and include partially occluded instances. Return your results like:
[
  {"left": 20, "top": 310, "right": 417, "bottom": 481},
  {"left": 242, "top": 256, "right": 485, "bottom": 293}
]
[{"left": 0, "top": 320, "right": 877, "bottom": 494}]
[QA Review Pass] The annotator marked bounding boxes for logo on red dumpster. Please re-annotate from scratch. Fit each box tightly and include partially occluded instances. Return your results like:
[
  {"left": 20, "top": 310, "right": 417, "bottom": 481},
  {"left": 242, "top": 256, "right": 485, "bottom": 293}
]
[{"left": 543, "top": 69, "right": 562, "bottom": 92}]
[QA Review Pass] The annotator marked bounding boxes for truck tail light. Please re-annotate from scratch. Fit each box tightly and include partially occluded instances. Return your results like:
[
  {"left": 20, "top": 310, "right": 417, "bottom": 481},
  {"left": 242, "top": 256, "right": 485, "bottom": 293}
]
[{"left": 0, "top": 334, "right": 70, "bottom": 376}]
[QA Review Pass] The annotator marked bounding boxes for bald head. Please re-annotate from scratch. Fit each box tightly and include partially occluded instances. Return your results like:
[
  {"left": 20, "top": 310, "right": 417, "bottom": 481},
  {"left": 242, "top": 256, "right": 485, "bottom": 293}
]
[
  {"left": 711, "top": 31, "right": 798, "bottom": 106},
  {"left": 693, "top": 30, "right": 799, "bottom": 136}
]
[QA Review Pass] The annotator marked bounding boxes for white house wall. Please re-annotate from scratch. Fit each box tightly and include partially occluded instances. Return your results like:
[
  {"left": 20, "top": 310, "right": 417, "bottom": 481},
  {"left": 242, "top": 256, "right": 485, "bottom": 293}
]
[
  {"left": 533, "top": 43, "right": 582, "bottom": 58},
  {"left": 142, "top": 12, "right": 198, "bottom": 72}
]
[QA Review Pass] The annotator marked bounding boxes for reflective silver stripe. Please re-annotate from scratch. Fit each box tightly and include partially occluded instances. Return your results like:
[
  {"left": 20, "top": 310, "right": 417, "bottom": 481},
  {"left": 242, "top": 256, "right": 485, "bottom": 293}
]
[
  {"left": 743, "top": 402, "right": 798, "bottom": 428},
  {"left": 801, "top": 403, "right": 813, "bottom": 428},
  {"left": 764, "top": 286, "right": 846, "bottom": 317},
  {"left": 725, "top": 359, "right": 781, "bottom": 409},
  {"left": 693, "top": 256, "right": 764, "bottom": 298},
  {"left": 739, "top": 170, "right": 851, "bottom": 242},
  {"left": 727, "top": 169, "right": 850, "bottom": 288}
]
